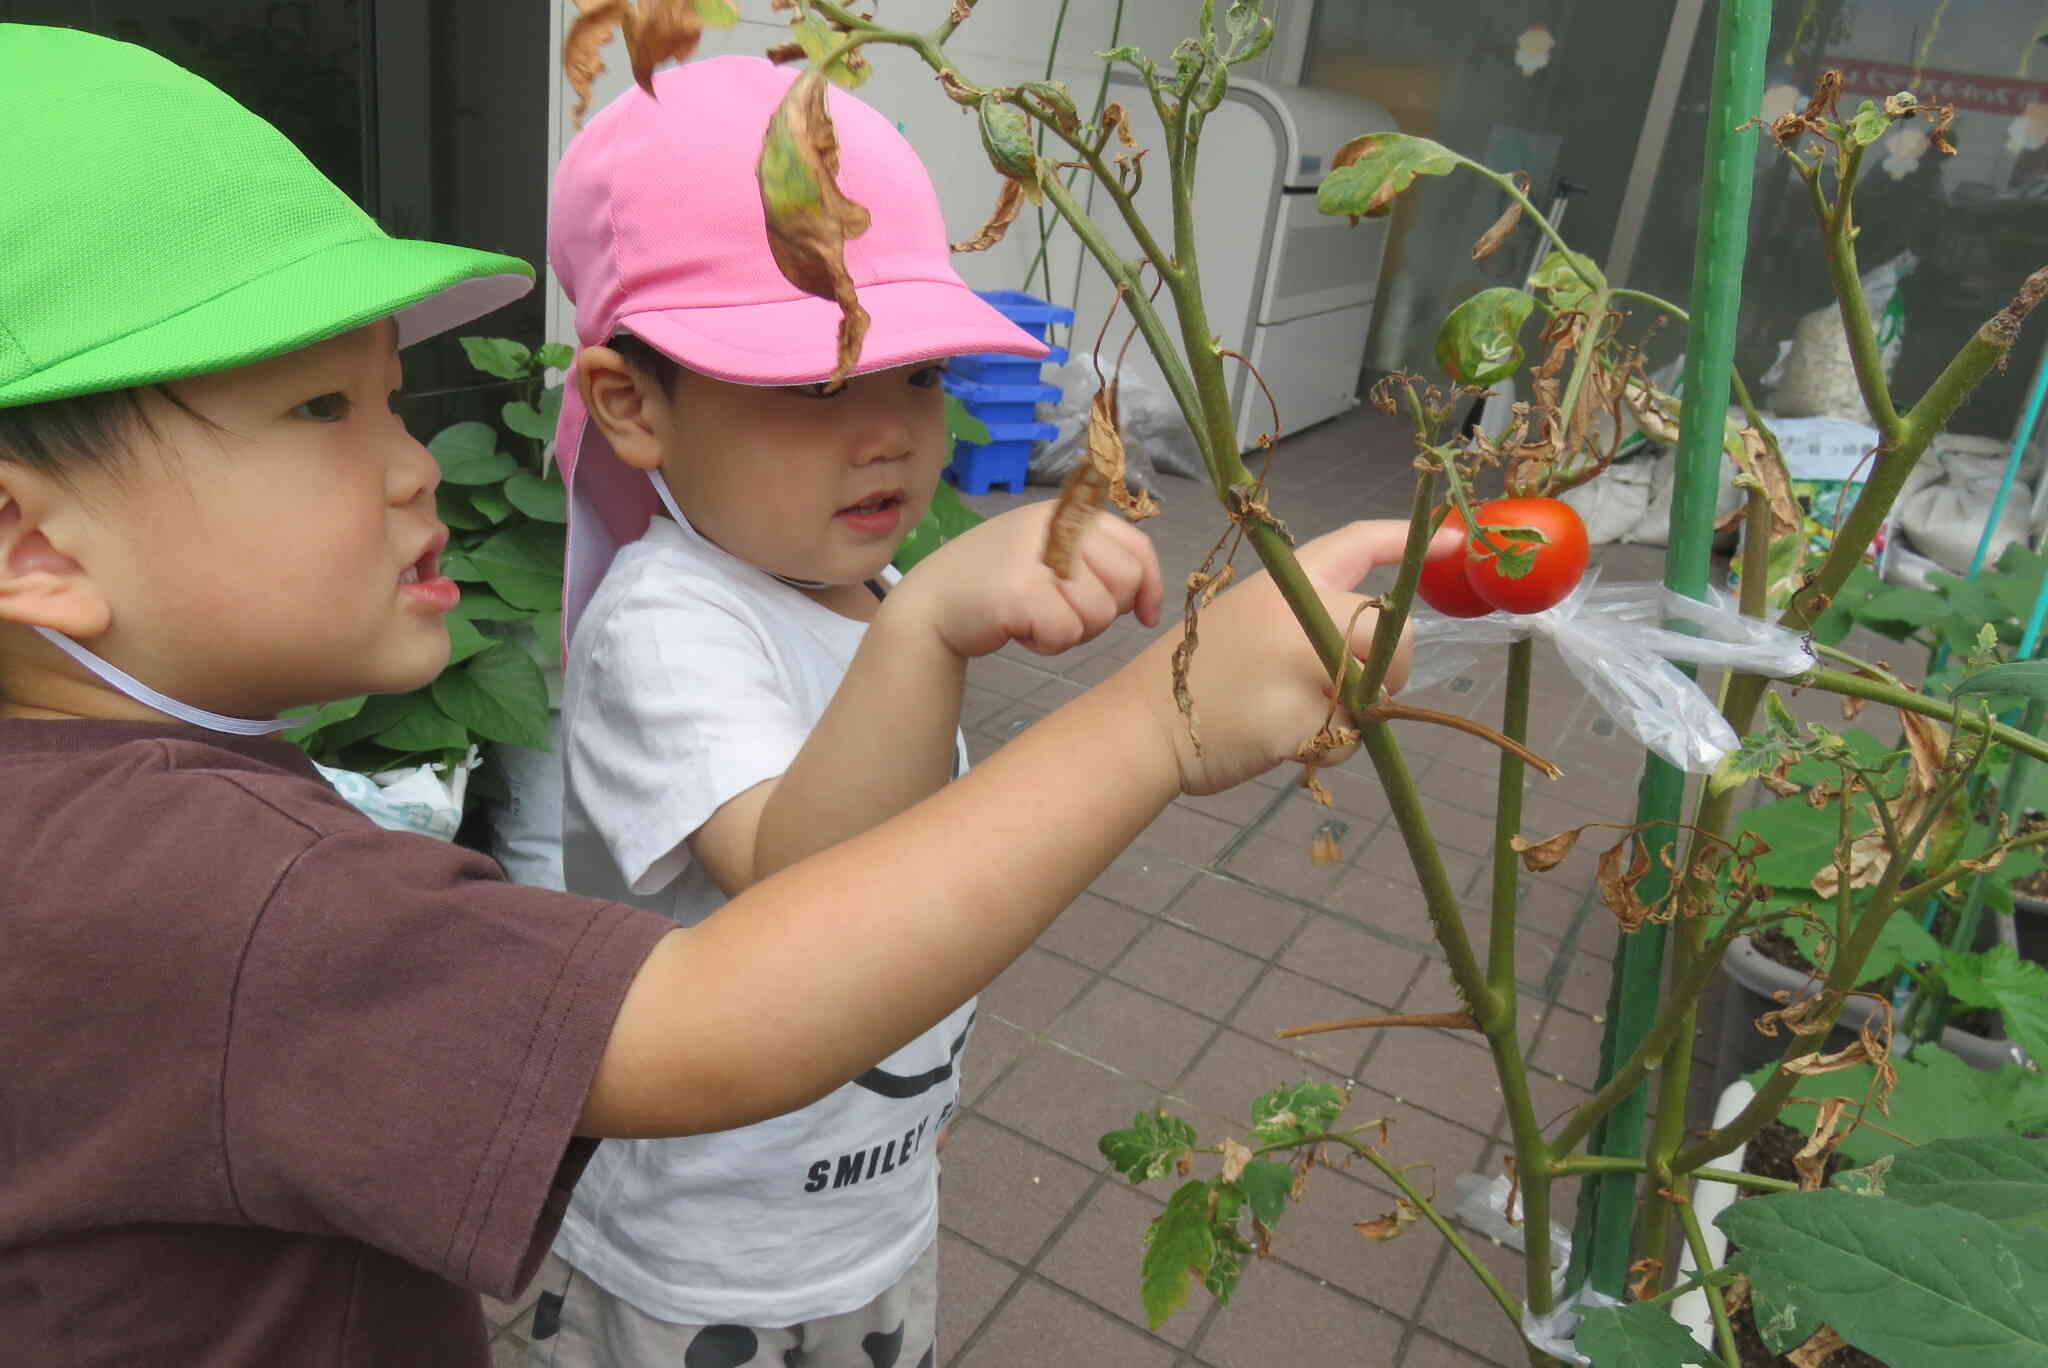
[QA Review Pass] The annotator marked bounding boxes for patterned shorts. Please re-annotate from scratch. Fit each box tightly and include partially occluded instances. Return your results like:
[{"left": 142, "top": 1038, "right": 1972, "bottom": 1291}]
[{"left": 524, "top": 1240, "right": 937, "bottom": 1368}]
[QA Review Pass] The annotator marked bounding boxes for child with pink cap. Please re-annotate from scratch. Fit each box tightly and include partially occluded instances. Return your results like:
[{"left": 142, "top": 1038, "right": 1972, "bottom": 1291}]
[{"left": 538, "top": 56, "right": 1166, "bottom": 1365}]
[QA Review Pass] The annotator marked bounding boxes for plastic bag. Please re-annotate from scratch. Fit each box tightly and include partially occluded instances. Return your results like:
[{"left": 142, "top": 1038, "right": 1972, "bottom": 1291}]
[
  {"left": 1894, "top": 442, "right": 2037, "bottom": 573},
  {"left": 1523, "top": 1283, "right": 1628, "bottom": 1366},
  {"left": 316, "top": 747, "right": 480, "bottom": 842},
  {"left": 1771, "top": 249, "right": 1916, "bottom": 421},
  {"left": 1406, "top": 574, "right": 1815, "bottom": 774},
  {"left": 1031, "top": 353, "right": 1202, "bottom": 487}
]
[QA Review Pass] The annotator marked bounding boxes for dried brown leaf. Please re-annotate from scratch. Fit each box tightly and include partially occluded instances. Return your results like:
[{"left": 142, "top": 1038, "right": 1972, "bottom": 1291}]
[
  {"left": 758, "top": 68, "right": 874, "bottom": 387},
  {"left": 1310, "top": 831, "right": 1343, "bottom": 866},
  {"left": 1252, "top": 1215, "right": 1275, "bottom": 1258},
  {"left": 937, "top": 67, "right": 979, "bottom": 106},
  {"left": 1472, "top": 171, "right": 1529, "bottom": 261},
  {"left": 1627, "top": 1258, "right": 1664, "bottom": 1302},
  {"left": 1176, "top": 1151, "right": 1193, "bottom": 1177},
  {"left": 1041, "top": 460, "right": 1107, "bottom": 579},
  {"left": 1841, "top": 693, "right": 1867, "bottom": 722},
  {"left": 1900, "top": 711, "right": 1948, "bottom": 796},
  {"left": 1219, "top": 1137, "right": 1254, "bottom": 1183},
  {"left": 1794, "top": 1096, "right": 1851, "bottom": 1190},
  {"left": 565, "top": 0, "right": 627, "bottom": 126},
  {"left": 1083, "top": 380, "right": 1162, "bottom": 522},
  {"left": 1803, "top": 69, "right": 1844, "bottom": 124},
  {"left": 1788, "top": 1326, "right": 1850, "bottom": 1368},
  {"left": 1512, "top": 827, "right": 1585, "bottom": 872},
  {"left": 951, "top": 175, "right": 1026, "bottom": 253},
  {"left": 1729, "top": 426, "right": 1804, "bottom": 543},
  {"left": 950, "top": 0, "right": 977, "bottom": 21},
  {"left": 1101, "top": 101, "right": 1135, "bottom": 147},
  {"left": 1597, "top": 831, "right": 1655, "bottom": 932},
  {"left": 1301, "top": 769, "right": 1334, "bottom": 808},
  {"left": 621, "top": 0, "right": 710, "bottom": 97},
  {"left": 1623, "top": 379, "right": 1681, "bottom": 445},
  {"left": 1926, "top": 103, "right": 1957, "bottom": 156},
  {"left": 1355, "top": 1198, "right": 1421, "bottom": 1243},
  {"left": 764, "top": 39, "right": 805, "bottom": 64},
  {"left": 1758, "top": 990, "right": 1839, "bottom": 1038}
]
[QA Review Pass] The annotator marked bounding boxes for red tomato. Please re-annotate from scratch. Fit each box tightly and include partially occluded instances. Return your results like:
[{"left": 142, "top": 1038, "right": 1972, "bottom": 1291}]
[
  {"left": 1416, "top": 507, "right": 1495, "bottom": 618},
  {"left": 1462, "top": 497, "right": 1589, "bottom": 614}
]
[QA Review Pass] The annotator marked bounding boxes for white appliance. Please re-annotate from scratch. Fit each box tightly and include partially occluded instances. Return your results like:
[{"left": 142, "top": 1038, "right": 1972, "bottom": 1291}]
[{"left": 1058, "top": 76, "right": 1398, "bottom": 456}]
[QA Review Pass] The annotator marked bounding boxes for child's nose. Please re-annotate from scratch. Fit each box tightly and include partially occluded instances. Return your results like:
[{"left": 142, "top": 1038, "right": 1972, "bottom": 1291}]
[
  {"left": 388, "top": 432, "right": 441, "bottom": 505},
  {"left": 848, "top": 385, "right": 918, "bottom": 465}
]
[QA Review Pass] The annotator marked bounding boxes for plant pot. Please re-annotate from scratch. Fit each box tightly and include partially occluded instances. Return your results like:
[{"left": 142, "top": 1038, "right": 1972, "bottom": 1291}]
[
  {"left": 1713, "top": 933, "right": 2016, "bottom": 1091},
  {"left": 2011, "top": 893, "right": 2048, "bottom": 964}
]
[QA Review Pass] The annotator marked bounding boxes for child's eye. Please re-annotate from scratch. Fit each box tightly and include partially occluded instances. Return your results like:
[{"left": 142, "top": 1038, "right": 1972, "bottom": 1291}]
[
  {"left": 292, "top": 392, "right": 352, "bottom": 422},
  {"left": 792, "top": 381, "right": 840, "bottom": 400},
  {"left": 908, "top": 365, "right": 943, "bottom": 389}
]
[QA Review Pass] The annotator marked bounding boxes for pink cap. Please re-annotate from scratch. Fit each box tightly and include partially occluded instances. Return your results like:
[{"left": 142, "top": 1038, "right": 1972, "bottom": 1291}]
[{"left": 550, "top": 55, "right": 1046, "bottom": 646}]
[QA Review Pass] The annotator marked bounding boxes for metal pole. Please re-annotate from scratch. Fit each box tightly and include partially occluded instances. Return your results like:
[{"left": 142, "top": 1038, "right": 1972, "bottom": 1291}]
[{"left": 1568, "top": 0, "right": 1770, "bottom": 1299}]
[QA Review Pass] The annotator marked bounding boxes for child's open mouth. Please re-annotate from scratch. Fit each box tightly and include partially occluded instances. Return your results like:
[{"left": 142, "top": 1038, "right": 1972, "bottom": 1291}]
[
  {"left": 835, "top": 490, "right": 906, "bottom": 537},
  {"left": 398, "top": 535, "right": 460, "bottom": 613}
]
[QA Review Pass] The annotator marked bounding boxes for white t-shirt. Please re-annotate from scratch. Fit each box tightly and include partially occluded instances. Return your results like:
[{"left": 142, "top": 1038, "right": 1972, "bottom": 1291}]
[{"left": 555, "top": 515, "right": 974, "bottom": 1326}]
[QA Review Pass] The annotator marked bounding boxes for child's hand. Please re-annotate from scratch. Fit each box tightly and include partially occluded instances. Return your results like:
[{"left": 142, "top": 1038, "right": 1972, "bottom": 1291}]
[
  {"left": 1117, "top": 520, "right": 1460, "bottom": 796},
  {"left": 896, "top": 502, "right": 1164, "bottom": 660}
]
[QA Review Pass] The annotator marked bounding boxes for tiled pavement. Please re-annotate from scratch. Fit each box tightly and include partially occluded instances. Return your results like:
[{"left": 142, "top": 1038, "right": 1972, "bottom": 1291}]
[{"left": 485, "top": 403, "right": 1880, "bottom": 1365}]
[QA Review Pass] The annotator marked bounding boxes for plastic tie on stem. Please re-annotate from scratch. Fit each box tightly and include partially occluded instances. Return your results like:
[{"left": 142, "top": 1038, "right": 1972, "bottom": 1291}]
[
  {"left": 1405, "top": 571, "right": 1814, "bottom": 774},
  {"left": 1452, "top": 1172, "right": 1572, "bottom": 1295},
  {"left": 1522, "top": 1281, "right": 1626, "bottom": 1366}
]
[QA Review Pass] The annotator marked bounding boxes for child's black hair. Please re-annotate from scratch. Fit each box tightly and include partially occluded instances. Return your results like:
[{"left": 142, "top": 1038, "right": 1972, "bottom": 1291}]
[
  {"left": 607, "top": 333, "right": 682, "bottom": 397},
  {"left": 0, "top": 385, "right": 214, "bottom": 486}
]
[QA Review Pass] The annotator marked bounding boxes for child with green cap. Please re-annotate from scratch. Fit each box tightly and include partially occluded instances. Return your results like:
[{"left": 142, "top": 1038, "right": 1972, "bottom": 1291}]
[{"left": 0, "top": 23, "right": 1429, "bottom": 1368}]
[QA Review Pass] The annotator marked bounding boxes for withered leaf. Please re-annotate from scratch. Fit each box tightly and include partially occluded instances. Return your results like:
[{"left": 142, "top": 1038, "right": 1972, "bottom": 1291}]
[
  {"left": 1041, "top": 460, "right": 1107, "bottom": 579},
  {"left": 1597, "top": 831, "right": 1655, "bottom": 931},
  {"left": 1841, "top": 693, "right": 1867, "bottom": 722},
  {"left": 1356, "top": 1198, "right": 1421, "bottom": 1243},
  {"left": 622, "top": 0, "right": 711, "bottom": 96},
  {"left": 1758, "top": 990, "right": 1839, "bottom": 1038},
  {"left": 758, "top": 69, "right": 874, "bottom": 387},
  {"left": 950, "top": 0, "right": 977, "bottom": 22},
  {"left": 1301, "top": 769, "right": 1335, "bottom": 808},
  {"left": 764, "top": 39, "right": 805, "bottom": 64},
  {"left": 565, "top": 0, "right": 627, "bottom": 126},
  {"left": 1900, "top": 711, "right": 1948, "bottom": 796},
  {"left": 1926, "top": 103, "right": 1957, "bottom": 155},
  {"left": 951, "top": 176, "right": 1026, "bottom": 253},
  {"left": 1511, "top": 827, "right": 1584, "bottom": 872},
  {"left": 1788, "top": 1326, "right": 1850, "bottom": 1368},
  {"left": 1729, "top": 426, "right": 1803, "bottom": 544},
  {"left": 1472, "top": 170, "right": 1529, "bottom": 262},
  {"left": 1627, "top": 1258, "right": 1663, "bottom": 1302},
  {"left": 1793, "top": 1095, "right": 1851, "bottom": 1191},
  {"left": 1310, "top": 831, "right": 1343, "bottom": 866},
  {"left": 1083, "top": 380, "right": 1162, "bottom": 522},
  {"left": 1219, "top": 1136, "right": 1254, "bottom": 1183}
]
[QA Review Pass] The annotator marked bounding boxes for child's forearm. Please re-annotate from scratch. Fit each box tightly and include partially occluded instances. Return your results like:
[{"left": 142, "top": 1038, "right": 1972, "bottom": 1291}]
[
  {"left": 745, "top": 603, "right": 966, "bottom": 886},
  {"left": 580, "top": 662, "right": 1178, "bottom": 1138}
]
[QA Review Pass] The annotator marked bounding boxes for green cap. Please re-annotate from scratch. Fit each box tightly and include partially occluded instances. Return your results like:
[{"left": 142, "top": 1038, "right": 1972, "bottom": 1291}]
[{"left": 0, "top": 24, "right": 536, "bottom": 409}]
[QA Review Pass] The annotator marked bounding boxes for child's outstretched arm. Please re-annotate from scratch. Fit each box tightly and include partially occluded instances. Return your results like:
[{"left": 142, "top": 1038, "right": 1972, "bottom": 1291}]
[
  {"left": 582, "top": 518, "right": 1444, "bottom": 1139},
  {"left": 687, "top": 502, "right": 1162, "bottom": 893}
]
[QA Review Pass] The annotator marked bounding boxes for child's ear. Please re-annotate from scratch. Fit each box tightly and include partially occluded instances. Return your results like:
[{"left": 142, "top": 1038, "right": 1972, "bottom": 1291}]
[
  {"left": 0, "top": 475, "right": 113, "bottom": 639},
  {"left": 577, "top": 345, "right": 669, "bottom": 473}
]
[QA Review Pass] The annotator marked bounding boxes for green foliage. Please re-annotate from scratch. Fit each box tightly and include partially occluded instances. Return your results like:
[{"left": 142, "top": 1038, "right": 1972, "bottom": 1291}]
[
  {"left": 287, "top": 338, "right": 568, "bottom": 783},
  {"left": 1142, "top": 1180, "right": 1226, "bottom": 1328},
  {"left": 1939, "top": 943, "right": 2048, "bottom": 1065},
  {"left": 1854, "top": 1135, "right": 2048, "bottom": 1231},
  {"left": 1249, "top": 1080, "right": 1348, "bottom": 1145},
  {"left": 1435, "top": 287, "right": 1535, "bottom": 386},
  {"left": 893, "top": 480, "right": 985, "bottom": 573},
  {"left": 1955, "top": 660, "right": 2048, "bottom": 706},
  {"left": 1575, "top": 1299, "right": 1725, "bottom": 1366},
  {"left": 1316, "top": 132, "right": 1458, "bottom": 221},
  {"left": 1100, "top": 1109, "right": 1199, "bottom": 1184},
  {"left": 1527, "top": 248, "right": 1608, "bottom": 314},
  {"left": 790, "top": 12, "right": 870, "bottom": 88},
  {"left": 1748, "top": 1047, "right": 2048, "bottom": 1166},
  {"left": 1816, "top": 546, "right": 2048, "bottom": 663},
  {"left": 977, "top": 97, "right": 1037, "bottom": 181},
  {"left": 1720, "top": 1187, "right": 2048, "bottom": 1367}
]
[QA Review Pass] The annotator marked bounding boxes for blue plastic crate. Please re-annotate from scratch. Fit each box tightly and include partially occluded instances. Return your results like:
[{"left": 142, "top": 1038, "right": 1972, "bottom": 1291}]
[
  {"left": 947, "top": 344, "right": 1068, "bottom": 385},
  {"left": 946, "top": 420, "right": 1056, "bottom": 495},
  {"left": 942, "top": 375, "right": 1060, "bottom": 426},
  {"left": 975, "top": 288, "right": 1075, "bottom": 342}
]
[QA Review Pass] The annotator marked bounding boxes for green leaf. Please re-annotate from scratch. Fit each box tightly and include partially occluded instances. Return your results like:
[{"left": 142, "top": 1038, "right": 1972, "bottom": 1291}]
[
  {"left": 430, "top": 642, "right": 552, "bottom": 749},
  {"left": 1527, "top": 248, "right": 1607, "bottom": 314},
  {"left": 502, "top": 399, "right": 552, "bottom": 440},
  {"left": 1317, "top": 132, "right": 1459, "bottom": 221},
  {"left": 1711, "top": 729, "right": 1790, "bottom": 797},
  {"left": 1099, "top": 1110, "right": 1199, "bottom": 1184},
  {"left": 459, "top": 337, "right": 532, "bottom": 381},
  {"left": 944, "top": 391, "right": 991, "bottom": 445},
  {"left": 1858, "top": 584, "right": 1950, "bottom": 629},
  {"left": 1201, "top": 1184, "right": 1250, "bottom": 1306},
  {"left": 977, "top": 96, "right": 1037, "bottom": 181},
  {"left": 1955, "top": 662, "right": 2048, "bottom": 705},
  {"left": 533, "top": 611, "right": 564, "bottom": 669},
  {"left": 470, "top": 489, "right": 512, "bottom": 524},
  {"left": 469, "top": 523, "right": 566, "bottom": 611},
  {"left": 790, "top": 13, "right": 869, "bottom": 87},
  {"left": 282, "top": 693, "right": 366, "bottom": 746},
  {"left": 1434, "top": 287, "right": 1535, "bottom": 386},
  {"left": 443, "top": 614, "right": 493, "bottom": 666},
  {"left": 1846, "top": 99, "right": 1892, "bottom": 146},
  {"left": 1575, "top": 1298, "right": 1725, "bottom": 1367},
  {"left": 1941, "top": 943, "right": 2048, "bottom": 1065},
  {"left": 447, "top": 589, "right": 527, "bottom": 622},
  {"left": 430, "top": 422, "right": 518, "bottom": 485},
  {"left": 1236, "top": 1158, "right": 1292, "bottom": 1227},
  {"left": 1141, "top": 1180, "right": 1216, "bottom": 1329},
  {"left": 1866, "top": 1136, "right": 2048, "bottom": 1231},
  {"left": 1867, "top": 910, "right": 1945, "bottom": 976},
  {"left": 696, "top": 0, "right": 738, "bottom": 26},
  {"left": 893, "top": 480, "right": 986, "bottom": 573},
  {"left": 503, "top": 472, "right": 568, "bottom": 523},
  {"left": 536, "top": 342, "right": 575, "bottom": 372},
  {"left": 1249, "top": 1080, "right": 1347, "bottom": 1145},
  {"left": 438, "top": 548, "right": 484, "bottom": 582},
  {"left": 1750, "top": 1048, "right": 2044, "bottom": 1165},
  {"left": 437, "top": 484, "right": 491, "bottom": 530},
  {"left": 1220, "top": 1, "right": 1273, "bottom": 66},
  {"left": 1737, "top": 794, "right": 1874, "bottom": 895},
  {"left": 1719, "top": 1190, "right": 2048, "bottom": 1367},
  {"left": 371, "top": 693, "right": 472, "bottom": 753}
]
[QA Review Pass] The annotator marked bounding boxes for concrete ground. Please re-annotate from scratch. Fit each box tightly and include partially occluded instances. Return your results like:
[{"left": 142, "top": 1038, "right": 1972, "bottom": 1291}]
[{"left": 488, "top": 399, "right": 1847, "bottom": 1366}]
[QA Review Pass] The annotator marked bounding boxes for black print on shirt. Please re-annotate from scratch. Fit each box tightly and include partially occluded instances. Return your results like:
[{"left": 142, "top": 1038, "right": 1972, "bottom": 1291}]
[
  {"left": 850, "top": 1011, "right": 973, "bottom": 1099},
  {"left": 803, "top": 1116, "right": 932, "bottom": 1193}
]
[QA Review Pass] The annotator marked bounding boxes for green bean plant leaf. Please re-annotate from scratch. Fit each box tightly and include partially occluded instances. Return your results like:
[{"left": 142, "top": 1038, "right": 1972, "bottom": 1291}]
[
  {"left": 1317, "top": 132, "right": 1458, "bottom": 223},
  {"left": 1853, "top": 1136, "right": 2048, "bottom": 1231},
  {"left": 1435, "top": 287, "right": 1536, "bottom": 386},
  {"left": 1575, "top": 1298, "right": 1726, "bottom": 1366},
  {"left": 460, "top": 337, "right": 531, "bottom": 380},
  {"left": 430, "top": 422, "right": 518, "bottom": 485}
]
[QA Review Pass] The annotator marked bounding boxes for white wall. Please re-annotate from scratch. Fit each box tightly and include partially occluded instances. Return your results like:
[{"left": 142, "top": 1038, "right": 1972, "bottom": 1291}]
[{"left": 542, "top": 0, "right": 1312, "bottom": 350}]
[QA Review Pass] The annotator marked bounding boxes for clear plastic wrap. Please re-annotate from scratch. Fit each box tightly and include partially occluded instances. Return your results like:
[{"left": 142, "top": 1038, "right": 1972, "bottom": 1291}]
[
  {"left": 1406, "top": 572, "right": 1814, "bottom": 774},
  {"left": 1522, "top": 1282, "right": 1627, "bottom": 1365}
]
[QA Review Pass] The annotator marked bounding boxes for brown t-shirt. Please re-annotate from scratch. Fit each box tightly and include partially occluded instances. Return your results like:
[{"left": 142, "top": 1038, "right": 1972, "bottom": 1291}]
[{"left": 0, "top": 720, "right": 673, "bottom": 1365}]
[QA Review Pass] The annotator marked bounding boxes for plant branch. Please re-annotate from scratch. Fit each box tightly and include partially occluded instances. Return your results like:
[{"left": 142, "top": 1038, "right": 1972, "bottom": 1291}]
[
  {"left": 1799, "top": 667, "right": 2048, "bottom": 766},
  {"left": 1549, "top": 1154, "right": 1797, "bottom": 1194},
  {"left": 1814, "top": 143, "right": 1902, "bottom": 443},
  {"left": 1678, "top": 1186, "right": 1741, "bottom": 1368},
  {"left": 1364, "top": 700, "right": 1564, "bottom": 779},
  {"left": 1278, "top": 1010, "right": 1480, "bottom": 1039}
]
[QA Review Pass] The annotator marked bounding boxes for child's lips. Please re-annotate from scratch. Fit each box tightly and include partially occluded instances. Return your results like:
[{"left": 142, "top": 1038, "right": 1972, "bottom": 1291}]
[
  {"left": 399, "top": 533, "right": 459, "bottom": 612},
  {"left": 835, "top": 490, "right": 905, "bottom": 537}
]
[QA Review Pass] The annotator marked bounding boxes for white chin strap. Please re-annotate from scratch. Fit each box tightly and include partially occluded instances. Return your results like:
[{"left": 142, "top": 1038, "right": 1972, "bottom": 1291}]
[
  {"left": 34, "top": 627, "right": 294, "bottom": 736},
  {"left": 647, "top": 470, "right": 834, "bottom": 591}
]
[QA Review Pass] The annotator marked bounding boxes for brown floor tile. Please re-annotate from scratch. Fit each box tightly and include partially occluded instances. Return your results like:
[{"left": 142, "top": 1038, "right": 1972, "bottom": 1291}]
[
  {"left": 960, "top": 1016, "right": 1032, "bottom": 1108},
  {"left": 1036, "top": 891, "right": 1149, "bottom": 969},
  {"left": 1402, "top": 1329, "right": 1509, "bottom": 1367},
  {"left": 1325, "top": 866, "right": 1444, "bottom": 949},
  {"left": 1551, "top": 945, "right": 1619, "bottom": 1018},
  {"left": 1513, "top": 1067, "right": 1595, "bottom": 1142},
  {"left": 1088, "top": 846, "right": 1204, "bottom": 914},
  {"left": 1264, "top": 1162, "right": 1444, "bottom": 1319},
  {"left": 1037, "top": 1179, "right": 1202, "bottom": 1347},
  {"left": 489, "top": 1329, "right": 532, "bottom": 1367},
  {"left": 1356, "top": 1027, "right": 1503, "bottom": 1133},
  {"left": 1356, "top": 822, "right": 1487, "bottom": 902},
  {"left": 1192, "top": 1256, "right": 1405, "bottom": 1367},
  {"left": 1278, "top": 914, "right": 1428, "bottom": 1008},
  {"left": 1049, "top": 979, "right": 1215, "bottom": 1088},
  {"left": 1057, "top": 651, "right": 1126, "bottom": 687},
  {"left": 1258, "top": 788, "right": 1379, "bottom": 855},
  {"left": 938, "top": 1117, "right": 1094, "bottom": 1265},
  {"left": 1175, "top": 782, "right": 1284, "bottom": 828},
  {"left": 958, "top": 683, "right": 1010, "bottom": 730},
  {"left": 1222, "top": 830, "right": 1350, "bottom": 905},
  {"left": 1345, "top": 1088, "right": 1497, "bottom": 1200},
  {"left": 975, "top": 1045, "right": 1163, "bottom": 1169},
  {"left": 963, "top": 653, "right": 1060, "bottom": 701},
  {"left": 955, "top": 1277, "right": 1178, "bottom": 1368},
  {"left": 964, "top": 730, "right": 1004, "bottom": 768},
  {"left": 1164, "top": 873, "right": 1311, "bottom": 960},
  {"left": 1130, "top": 802, "right": 1241, "bottom": 868},
  {"left": 1172, "top": 1028, "right": 1349, "bottom": 1130},
  {"left": 978, "top": 946, "right": 1093, "bottom": 1034},
  {"left": 1527, "top": 1004, "right": 1607, "bottom": 1090},
  {"left": 1413, "top": 1224, "right": 1547, "bottom": 1366},
  {"left": 1505, "top": 875, "right": 1592, "bottom": 941},
  {"left": 935, "top": 1232, "right": 1020, "bottom": 1367},
  {"left": 1229, "top": 967, "right": 1383, "bottom": 1077},
  {"left": 1111, "top": 921, "right": 1264, "bottom": 1021},
  {"left": 979, "top": 700, "right": 1047, "bottom": 743}
]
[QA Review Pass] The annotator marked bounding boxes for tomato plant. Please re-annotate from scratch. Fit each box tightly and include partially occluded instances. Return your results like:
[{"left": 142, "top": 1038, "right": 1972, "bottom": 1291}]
[
  {"left": 1462, "top": 496, "right": 1588, "bottom": 615},
  {"left": 1416, "top": 507, "right": 1495, "bottom": 618}
]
